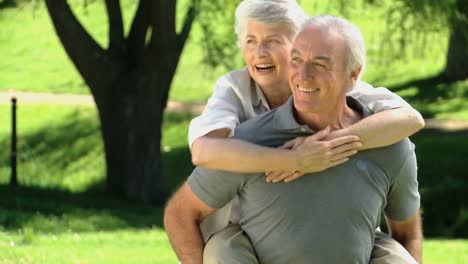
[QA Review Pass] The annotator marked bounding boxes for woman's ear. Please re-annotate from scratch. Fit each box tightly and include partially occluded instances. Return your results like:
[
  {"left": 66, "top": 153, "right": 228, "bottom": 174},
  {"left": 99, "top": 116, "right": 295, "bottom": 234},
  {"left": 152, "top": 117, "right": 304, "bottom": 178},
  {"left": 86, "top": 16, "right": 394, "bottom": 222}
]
[{"left": 350, "top": 67, "right": 361, "bottom": 82}]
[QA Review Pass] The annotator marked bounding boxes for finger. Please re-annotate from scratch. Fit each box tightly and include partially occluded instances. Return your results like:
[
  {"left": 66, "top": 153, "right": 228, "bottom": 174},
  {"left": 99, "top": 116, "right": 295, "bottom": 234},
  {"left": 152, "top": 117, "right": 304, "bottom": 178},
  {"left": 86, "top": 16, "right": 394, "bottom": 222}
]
[
  {"left": 329, "top": 150, "right": 358, "bottom": 162},
  {"left": 267, "top": 171, "right": 291, "bottom": 183},
  {"left": 328, "top": 136, "right": 361, "bottom": 149},
  {"left": 330, "top": 141, "right": 362, "bottom": 154},
  {"left": 265, "top": 171, "right": 283, "bottom": 182},
  {"left": 283, "top": 171, "right": 305, "bottom": 182},
  {"left": 326, "top": 157, "right": 350, "bottom": 169},
  {"left": 308, "top": 126, "right": 330, "bottom": 141},
  {"left": 278, "top": 138, "right": 298, "bottom": 149}
]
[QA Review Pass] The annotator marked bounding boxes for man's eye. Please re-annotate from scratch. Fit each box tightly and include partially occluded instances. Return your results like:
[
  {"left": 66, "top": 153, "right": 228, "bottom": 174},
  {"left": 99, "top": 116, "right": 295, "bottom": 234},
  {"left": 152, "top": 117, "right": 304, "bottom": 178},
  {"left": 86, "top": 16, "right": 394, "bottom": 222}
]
[
  {"left": 246, "top": 39, "right": 255, "bottom": 44},
  {"left": 292, "top": 57, "right": 302, "bottom": 62},
  {"left": 313, "top": 62, "right": 325, "bottom": 67}
]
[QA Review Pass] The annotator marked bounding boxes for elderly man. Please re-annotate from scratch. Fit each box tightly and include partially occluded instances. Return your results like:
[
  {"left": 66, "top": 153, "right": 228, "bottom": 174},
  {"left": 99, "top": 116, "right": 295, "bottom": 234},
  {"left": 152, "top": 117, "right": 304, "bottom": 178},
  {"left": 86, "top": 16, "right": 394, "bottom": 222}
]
[{"left": 165, "top": 15, "right": 422, "bottom": 264}]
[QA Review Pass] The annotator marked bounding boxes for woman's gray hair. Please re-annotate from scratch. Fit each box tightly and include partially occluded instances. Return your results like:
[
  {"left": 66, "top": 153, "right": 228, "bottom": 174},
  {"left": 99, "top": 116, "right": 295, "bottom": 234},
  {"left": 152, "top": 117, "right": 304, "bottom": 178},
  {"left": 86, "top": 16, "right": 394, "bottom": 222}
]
[
  {"left": 301, "top": 15, "right": 367, "bottom": 81},
  {"left": 234, "top": 0, "right": 308, "bottom": 48}
]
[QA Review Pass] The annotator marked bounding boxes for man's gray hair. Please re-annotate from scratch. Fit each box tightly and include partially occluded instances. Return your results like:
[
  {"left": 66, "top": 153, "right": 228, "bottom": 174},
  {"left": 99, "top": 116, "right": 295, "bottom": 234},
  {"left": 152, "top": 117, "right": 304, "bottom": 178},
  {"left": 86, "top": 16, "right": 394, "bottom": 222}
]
[
  {"left": 301, "top": 15, "right": 367, "bottom": 81},
  {"left": 235, "top": 0, "right": 308, "bottom": 48}
]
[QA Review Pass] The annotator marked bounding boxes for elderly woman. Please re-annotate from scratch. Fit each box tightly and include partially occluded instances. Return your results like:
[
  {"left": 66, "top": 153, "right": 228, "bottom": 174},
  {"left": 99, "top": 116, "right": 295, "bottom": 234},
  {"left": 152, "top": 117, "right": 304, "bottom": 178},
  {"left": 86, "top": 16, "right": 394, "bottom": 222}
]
[{"left": 189, "top": 0, "right": 423, "bottom": 263}]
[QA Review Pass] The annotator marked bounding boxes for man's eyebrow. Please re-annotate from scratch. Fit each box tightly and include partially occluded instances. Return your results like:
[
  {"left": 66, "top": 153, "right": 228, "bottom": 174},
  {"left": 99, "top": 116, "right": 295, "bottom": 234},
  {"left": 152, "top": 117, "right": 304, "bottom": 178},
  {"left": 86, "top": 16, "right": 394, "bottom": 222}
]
[
  {"left": 246, "top": 34, "right": 282, "bottom": 39},
  {"left": 313, "top": 56, "right": 331, "bottom": 62},
  {"left": 290, "top": 49, "right": 301, "bottom": 55}
]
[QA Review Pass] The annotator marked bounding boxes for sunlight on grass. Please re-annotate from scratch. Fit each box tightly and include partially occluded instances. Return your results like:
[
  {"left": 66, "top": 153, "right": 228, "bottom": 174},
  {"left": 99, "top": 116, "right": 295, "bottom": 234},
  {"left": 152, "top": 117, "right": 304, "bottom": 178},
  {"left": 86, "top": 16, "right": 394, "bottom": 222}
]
[
  {"left": 0, "top": 229, "right": 177, "bottom": 263},
  {"left": 423, "top": 240, "right": 468, "bottom": 264},
  {"left": 0, "top": 104, "right": 104, "bottom": 191},
  {"left": 0, "top": 230, "right": 466, "bottom": 263}
]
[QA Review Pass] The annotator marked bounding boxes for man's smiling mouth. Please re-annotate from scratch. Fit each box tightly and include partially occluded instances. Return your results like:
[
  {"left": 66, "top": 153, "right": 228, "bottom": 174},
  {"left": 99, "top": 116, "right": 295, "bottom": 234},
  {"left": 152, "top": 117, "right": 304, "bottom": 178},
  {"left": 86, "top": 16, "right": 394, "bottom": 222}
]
[{"left": 298, "top": 86, "right": 320, "bottom": 93}]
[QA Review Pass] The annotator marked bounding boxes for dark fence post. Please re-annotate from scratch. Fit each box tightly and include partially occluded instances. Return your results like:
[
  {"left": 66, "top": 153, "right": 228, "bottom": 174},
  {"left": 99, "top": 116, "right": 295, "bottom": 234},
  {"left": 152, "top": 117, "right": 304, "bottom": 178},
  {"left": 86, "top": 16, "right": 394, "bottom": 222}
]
[{"left": 10, "top": 97, "right": 17, "bottom": 187}]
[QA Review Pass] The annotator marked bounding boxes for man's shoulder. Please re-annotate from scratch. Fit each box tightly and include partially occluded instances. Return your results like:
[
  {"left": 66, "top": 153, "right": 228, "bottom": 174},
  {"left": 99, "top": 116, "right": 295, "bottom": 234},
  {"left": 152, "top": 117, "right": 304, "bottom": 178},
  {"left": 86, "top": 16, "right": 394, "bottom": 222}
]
[
  {"left": 233, "top": 108, "right": 279, "bottom": 143},
  {"left": 360, "top": 138, "right": 415, "bottom": 175}
]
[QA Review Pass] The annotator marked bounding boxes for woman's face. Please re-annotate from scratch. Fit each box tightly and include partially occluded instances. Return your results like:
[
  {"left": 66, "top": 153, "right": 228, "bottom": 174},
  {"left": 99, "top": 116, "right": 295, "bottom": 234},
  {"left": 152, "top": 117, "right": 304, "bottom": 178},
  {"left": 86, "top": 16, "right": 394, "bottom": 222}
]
[{"left": 242, "top": 20, "right": 292, "bottom": 90}]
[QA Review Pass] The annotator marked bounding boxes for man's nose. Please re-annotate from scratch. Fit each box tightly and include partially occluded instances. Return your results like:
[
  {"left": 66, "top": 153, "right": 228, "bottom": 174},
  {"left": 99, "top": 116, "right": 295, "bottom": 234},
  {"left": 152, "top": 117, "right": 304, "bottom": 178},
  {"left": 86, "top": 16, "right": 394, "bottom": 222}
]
[{"left": 301, "top": 63, "right": 313, "bottom": 80}]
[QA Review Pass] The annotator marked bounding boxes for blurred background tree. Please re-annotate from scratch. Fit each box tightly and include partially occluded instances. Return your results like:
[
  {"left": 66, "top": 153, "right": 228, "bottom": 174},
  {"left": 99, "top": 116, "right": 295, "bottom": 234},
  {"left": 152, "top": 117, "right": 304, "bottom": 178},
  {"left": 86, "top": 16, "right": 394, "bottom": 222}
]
[
  {"left": 44, "top": 0, "right": 200, "bottom": 204},
  {"left": 378, "top": 0, "right": 468, "bottom": 81}
]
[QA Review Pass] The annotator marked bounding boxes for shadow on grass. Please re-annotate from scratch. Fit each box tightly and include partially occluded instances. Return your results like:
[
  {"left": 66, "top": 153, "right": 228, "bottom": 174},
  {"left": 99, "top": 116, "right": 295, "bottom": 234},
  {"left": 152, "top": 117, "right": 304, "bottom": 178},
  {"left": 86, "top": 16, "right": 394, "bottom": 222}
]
[
  {"left": 411, "top": 129, "right": 468, "bottom": 238},
  {"left": 385, "top": 73, "right": 468, "bottom": 118},
  {"left": 0, "top": 108, "right": 194, "bottom": 234},
  {"left": 0, "top": 146, "right": 194, "bottom": 234},
  {"left": 0, "top": 184, "right": 164, "bottom": 232}
]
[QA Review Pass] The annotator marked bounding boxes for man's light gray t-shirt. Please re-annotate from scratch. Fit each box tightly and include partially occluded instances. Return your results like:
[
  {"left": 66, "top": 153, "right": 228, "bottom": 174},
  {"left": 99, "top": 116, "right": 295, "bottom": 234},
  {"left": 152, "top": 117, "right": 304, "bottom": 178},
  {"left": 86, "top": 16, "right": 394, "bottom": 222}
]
[{"left": 188, "top": 97, "right": 420, "bottom": 264}]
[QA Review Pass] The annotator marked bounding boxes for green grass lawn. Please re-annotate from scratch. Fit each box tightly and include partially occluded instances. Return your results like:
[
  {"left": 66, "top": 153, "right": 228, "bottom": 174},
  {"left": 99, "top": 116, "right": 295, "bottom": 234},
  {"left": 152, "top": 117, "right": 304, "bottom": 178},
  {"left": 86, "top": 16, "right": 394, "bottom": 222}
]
[
  {"left": 0, "top": 232, "right": 465, "bottom": 263},
  {"left": 0, "top": 104, "right": 467, "bottom": 262}
]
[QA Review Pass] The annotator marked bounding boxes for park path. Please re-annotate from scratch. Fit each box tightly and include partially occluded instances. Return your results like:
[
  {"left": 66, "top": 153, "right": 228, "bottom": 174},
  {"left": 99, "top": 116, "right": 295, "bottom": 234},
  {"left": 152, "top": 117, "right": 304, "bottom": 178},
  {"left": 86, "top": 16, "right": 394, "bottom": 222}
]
[
  {"left": 1, "top": 91, "right": 468, "bottom": 132},
  {"left": 0, "top": 91, "right": 206, "bottom": 114}
]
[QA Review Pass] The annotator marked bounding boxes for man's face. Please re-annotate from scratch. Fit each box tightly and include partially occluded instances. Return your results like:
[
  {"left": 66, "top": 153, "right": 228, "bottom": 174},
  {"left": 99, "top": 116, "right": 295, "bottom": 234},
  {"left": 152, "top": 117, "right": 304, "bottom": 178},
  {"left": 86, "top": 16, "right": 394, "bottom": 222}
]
[
  {"left": 243, "top": 20, "right": 292, "bottom": 90},
  {"left": 288, "top": 26, "right": 357, "bottom": 114}
]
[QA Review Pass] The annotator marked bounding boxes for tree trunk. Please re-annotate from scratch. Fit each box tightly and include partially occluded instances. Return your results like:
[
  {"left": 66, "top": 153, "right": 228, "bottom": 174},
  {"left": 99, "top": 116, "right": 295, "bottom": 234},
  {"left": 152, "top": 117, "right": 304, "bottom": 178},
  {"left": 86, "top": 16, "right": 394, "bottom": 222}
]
[
  {"left": 99, "top": 68, "right": 170, "bottom": 204},
  {"left": 444, "top": 0, "right": 468, "bottom": 81},
  {"left": 445, "top": 26, "right": 468, "bottom": 81}
]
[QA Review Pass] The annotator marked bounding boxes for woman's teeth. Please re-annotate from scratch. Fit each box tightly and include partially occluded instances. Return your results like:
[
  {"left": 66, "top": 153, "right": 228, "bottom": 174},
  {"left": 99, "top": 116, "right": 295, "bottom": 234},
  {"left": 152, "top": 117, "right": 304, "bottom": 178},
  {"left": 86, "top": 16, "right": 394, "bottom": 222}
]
[{"left": 255, "top": 64, "right": 275, "bottom": 71}]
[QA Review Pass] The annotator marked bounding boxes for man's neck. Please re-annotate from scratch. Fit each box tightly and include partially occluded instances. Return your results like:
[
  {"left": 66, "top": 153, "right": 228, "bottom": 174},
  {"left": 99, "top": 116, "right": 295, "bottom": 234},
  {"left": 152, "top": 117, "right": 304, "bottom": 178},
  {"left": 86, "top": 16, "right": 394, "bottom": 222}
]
[{"left": 295, "top": 97, "right": 363, "bottom": 132}]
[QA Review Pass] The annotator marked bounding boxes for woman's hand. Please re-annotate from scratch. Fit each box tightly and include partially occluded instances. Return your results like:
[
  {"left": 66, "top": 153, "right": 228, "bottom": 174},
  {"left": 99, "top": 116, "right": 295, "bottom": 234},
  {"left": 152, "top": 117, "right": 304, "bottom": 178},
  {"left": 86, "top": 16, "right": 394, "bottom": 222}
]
[{"left": 265, "top": 126, "right": 362, "bottom": 183}]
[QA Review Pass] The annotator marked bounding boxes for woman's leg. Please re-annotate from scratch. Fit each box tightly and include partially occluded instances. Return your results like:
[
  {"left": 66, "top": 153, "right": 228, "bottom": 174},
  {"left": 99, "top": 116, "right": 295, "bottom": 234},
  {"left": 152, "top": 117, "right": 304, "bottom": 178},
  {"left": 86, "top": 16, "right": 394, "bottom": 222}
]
[
  {"left": 203, "top": 224, "right": 259, "bottom": 264},
  {"left": 370, "top": 230, "right": 418, "bottom": 264}
]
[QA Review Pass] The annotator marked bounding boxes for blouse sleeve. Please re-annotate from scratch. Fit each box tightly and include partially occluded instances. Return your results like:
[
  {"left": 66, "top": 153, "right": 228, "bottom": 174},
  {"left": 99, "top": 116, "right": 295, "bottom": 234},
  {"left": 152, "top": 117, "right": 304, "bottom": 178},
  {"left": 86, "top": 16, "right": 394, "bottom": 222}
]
[
  {"left": 348, "top": 81, "right": 412, "bottom": 113},
  {"left": 188, "top": 74, "right": 245, "bottom": 149}
]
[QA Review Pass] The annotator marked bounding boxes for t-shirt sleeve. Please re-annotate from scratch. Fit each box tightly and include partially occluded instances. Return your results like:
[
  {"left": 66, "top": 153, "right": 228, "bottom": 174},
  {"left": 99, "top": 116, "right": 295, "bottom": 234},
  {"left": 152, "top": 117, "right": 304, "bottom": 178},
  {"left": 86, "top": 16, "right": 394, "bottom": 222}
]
[
  {"left": 384, "top": 142, "right": 420, "bottom": 221},
  {"left": 188, "top": 166, "right": 246, "bottom": 209},
  {"left": 348, "top": 81, "right": 412, "bottom": 113},
  {"left": 188, "top": 76, "right": 244, "bottom": 149}
]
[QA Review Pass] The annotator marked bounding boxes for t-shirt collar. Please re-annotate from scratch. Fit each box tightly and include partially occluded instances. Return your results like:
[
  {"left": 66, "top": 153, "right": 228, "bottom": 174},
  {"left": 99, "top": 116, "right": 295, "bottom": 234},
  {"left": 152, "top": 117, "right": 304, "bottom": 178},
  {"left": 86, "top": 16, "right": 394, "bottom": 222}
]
[
  {"left": 252, "top": 81, "right": 271, "bottom": 111},
  {"left": 273, "top": 96, "right": 373, "bottom": 132}
]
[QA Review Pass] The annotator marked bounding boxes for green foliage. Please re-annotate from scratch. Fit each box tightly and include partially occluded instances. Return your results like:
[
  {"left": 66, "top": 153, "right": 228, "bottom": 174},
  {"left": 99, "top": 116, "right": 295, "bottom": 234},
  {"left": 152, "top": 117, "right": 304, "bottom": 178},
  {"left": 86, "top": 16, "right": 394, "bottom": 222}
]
[
  {"left": 196, "top": 0, "right": 242, "bottom": 69},
  {"left": 2, "top": 0, "right": 463, "bottom": 104}
]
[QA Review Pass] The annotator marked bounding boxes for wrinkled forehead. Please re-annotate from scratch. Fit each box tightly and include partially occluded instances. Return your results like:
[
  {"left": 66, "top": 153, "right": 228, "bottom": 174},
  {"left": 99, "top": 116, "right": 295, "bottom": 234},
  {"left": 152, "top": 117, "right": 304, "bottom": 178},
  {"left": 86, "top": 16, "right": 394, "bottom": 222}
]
[
  {"left": 292, "top": 25, "right": 346, "bottom": 57},
  {"left": 245, "top": 19, "right": 293, "bottom": 38}
]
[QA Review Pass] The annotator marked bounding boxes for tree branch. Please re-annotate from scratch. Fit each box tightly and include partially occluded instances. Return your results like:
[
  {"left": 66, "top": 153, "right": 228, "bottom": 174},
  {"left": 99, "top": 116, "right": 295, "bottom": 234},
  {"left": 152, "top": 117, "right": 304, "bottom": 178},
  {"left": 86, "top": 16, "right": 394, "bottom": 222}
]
[
  {"left": 148, "top": 1, "right": 177, "bottom": 57},
  {"left": 176, "top": 0, "right": 198, "bottom": 58},
  {"left": 127, "top": 0, "right": 151, "bottom": 65},
  {"left": 105, "top": 0, "right": 124, "bottom": 52},
  {"left": 44, "top": 0, "right": 110, "bottom": 92}
]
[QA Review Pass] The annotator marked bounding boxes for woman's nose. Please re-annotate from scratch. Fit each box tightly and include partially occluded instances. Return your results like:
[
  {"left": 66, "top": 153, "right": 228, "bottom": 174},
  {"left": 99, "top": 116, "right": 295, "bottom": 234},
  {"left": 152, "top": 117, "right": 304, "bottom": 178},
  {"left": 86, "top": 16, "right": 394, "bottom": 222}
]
[{"left": 256, "top": 43, "right": 268, "bottom": 57}]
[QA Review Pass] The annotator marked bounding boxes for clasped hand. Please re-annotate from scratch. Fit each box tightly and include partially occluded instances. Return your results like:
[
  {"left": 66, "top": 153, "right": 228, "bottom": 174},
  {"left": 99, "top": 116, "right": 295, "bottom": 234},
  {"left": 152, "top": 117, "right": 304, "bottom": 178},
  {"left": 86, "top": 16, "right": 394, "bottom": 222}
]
[{"left": 265, "top": 126, "right": 362, "bottom": 183}]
